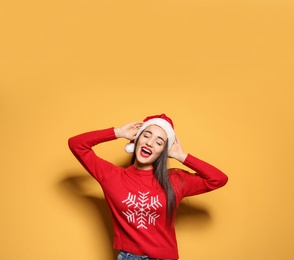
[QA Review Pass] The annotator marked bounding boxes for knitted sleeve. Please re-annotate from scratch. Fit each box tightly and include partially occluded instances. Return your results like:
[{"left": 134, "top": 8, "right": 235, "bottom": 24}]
[
  {"left": 68, "top": 128, "right": 119, "bottom": 182},
  {"left": 171, "top": 154, "right": 228, "bottom": 198}
]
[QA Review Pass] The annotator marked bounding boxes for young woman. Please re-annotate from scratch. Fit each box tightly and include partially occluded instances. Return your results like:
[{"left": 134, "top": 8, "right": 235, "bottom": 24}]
[{"left": 68, "top": 114, "right": 228, "bottom": 260}]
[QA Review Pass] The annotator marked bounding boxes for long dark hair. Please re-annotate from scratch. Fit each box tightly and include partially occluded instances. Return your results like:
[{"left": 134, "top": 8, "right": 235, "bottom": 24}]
[{"left": 131, "top": 135, "right": 176, "bottom": 226}]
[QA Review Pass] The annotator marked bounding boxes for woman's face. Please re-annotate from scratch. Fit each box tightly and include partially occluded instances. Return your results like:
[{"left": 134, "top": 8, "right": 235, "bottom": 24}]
[{"left": 134, "top": 125, "right": 167, "bottom": 170}]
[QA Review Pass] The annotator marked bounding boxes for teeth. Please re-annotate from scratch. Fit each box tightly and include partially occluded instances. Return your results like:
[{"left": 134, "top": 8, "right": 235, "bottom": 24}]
[{"left": 142, "top": 148, "right": 152, "bottom": 154}]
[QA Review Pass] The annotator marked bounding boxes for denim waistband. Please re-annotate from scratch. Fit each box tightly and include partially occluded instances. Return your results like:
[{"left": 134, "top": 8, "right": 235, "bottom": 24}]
[{"left": 118, "top": 250, "right": 158, "bottom": 260}]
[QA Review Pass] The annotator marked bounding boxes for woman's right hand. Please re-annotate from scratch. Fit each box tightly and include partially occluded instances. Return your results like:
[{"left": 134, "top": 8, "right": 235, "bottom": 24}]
[{"left": 114, "top": 122, "right": 143, "bottom": 140}]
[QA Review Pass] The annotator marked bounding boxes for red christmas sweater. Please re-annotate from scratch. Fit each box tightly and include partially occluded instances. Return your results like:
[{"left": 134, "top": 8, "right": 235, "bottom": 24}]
[{"left": 68, "top": 128, "right": 228, "bottom": 259}]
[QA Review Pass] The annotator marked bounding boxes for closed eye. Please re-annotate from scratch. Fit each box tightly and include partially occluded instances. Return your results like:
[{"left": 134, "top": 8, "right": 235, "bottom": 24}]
[
  {"left": 143, "top": 130, "right": 166, "bottom": 145},
  {"left": 156, "top": 141, "right": 163, "bottom": 146}
]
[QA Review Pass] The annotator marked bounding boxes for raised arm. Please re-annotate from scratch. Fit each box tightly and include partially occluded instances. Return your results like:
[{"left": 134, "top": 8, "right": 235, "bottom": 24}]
[
  {"left": 168, "top": 136, "right": 228, "bottom": 195},
  {"left": 68, "top": 128, "right": 118, "bottom": 179},
  {"left": 68, "top": 122, "right": 143, "bottom": 180}
]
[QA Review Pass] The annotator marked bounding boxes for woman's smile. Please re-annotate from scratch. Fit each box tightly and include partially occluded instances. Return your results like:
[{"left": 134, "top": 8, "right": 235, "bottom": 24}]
[{"left": 140, "top": 146, "right": 152, "bottom": 158}]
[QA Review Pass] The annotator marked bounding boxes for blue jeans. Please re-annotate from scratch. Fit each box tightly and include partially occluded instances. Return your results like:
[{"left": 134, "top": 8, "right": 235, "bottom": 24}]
[{"left": 117, "top": 251, "right": 159, "bottom": 260}]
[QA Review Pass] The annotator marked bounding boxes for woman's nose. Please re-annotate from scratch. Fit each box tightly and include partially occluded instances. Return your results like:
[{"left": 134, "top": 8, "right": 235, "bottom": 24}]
[{"left": 146, "top": 139, "right": 153, "bottom": 147}]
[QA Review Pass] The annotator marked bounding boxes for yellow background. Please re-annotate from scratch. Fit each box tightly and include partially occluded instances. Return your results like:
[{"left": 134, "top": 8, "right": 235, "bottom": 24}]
[{"left": 1, "top": 0, "right": 293, "bottom": 259}]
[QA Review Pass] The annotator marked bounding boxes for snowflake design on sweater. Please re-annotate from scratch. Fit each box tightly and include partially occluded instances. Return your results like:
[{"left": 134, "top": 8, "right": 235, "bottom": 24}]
[{"left": 122, "top": 191, "right": 162, "bottom": 229}]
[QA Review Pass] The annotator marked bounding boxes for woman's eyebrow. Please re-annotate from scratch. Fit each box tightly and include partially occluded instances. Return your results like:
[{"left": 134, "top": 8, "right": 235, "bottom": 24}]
[{"left": 144, "top": 130, "right": 166, "bottom": 142}]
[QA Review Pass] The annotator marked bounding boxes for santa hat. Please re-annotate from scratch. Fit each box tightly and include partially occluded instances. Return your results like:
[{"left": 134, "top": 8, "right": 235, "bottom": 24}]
[{"left": 125, "top": 114, "right": 175, "bottom": 153}]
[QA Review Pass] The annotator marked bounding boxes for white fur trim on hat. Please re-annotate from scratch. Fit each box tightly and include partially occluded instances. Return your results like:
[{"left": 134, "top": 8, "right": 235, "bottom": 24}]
[
  {"left": 124, "top": 142, "right": 135, "bottom": 153},
  {"left": 125, "top": 118, "right": 175, "bottom": 153}
]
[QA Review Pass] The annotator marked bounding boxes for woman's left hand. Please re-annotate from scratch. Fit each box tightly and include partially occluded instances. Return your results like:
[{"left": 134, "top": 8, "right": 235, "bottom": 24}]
[{"left": 168, "top": 136, "right": 188, "bottom": 163}]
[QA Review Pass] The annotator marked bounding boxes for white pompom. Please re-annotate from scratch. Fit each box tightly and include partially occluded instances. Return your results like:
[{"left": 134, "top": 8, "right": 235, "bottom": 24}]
[{"left": 125, "top": 143, "right": 135, "bottom": 153}]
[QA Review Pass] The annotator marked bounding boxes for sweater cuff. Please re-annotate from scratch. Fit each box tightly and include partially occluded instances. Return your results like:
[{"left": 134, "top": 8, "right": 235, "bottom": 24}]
[
  {"left": 183, "top": 153, "right": 207, "bottom": 175},
  {"left": 183, "top": 154, "right": 196, "bottom": 168}
]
